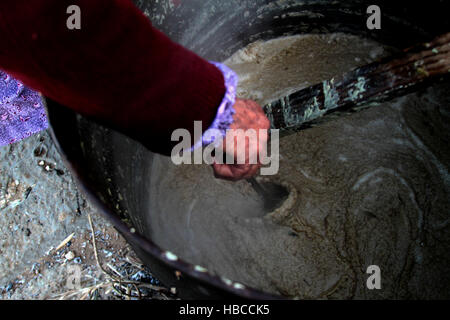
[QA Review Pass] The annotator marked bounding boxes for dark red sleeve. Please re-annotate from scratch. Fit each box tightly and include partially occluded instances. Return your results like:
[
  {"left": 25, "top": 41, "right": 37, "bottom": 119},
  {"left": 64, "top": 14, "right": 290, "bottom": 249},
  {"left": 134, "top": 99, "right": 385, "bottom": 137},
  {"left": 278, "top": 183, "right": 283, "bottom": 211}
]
[{"left": 0, "top": 0, "right": 225, "bottom": 155}]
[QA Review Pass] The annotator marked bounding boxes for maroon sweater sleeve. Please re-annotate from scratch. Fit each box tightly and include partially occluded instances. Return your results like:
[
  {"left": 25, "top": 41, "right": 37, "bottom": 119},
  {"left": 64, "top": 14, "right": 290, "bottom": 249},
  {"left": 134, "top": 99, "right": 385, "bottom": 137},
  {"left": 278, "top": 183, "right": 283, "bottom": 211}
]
[{"left": 0, "top": 0, "right": 225, "bottom": 155}]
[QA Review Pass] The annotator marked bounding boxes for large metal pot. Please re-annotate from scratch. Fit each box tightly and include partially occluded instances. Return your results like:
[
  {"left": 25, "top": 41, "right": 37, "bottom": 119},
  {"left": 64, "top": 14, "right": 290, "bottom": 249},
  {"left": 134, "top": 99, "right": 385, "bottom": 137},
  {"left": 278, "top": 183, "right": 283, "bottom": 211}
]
[{"left": 45, "top": 0, "right": 449, "bottom": 299}]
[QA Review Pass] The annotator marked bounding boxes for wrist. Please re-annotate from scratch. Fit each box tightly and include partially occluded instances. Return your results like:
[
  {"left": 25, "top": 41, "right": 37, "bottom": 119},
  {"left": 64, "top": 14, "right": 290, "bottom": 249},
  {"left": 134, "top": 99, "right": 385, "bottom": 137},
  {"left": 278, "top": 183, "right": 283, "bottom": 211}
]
[{"left": 191, "top": 61, "right": 238, "bottom": 151}]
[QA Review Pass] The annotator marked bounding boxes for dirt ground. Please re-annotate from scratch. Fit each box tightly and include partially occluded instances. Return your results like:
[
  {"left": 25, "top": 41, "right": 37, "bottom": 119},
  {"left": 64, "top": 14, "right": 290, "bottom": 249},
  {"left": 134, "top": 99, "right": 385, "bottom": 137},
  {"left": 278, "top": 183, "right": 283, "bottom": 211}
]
[{"left": 0, "top": 130, "right": 173, "bottom": 300}]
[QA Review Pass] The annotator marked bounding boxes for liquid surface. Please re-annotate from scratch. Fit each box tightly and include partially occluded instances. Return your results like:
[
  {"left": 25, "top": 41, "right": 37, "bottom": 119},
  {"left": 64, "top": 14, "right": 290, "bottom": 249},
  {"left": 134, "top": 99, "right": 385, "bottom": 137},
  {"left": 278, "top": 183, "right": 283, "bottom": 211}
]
[{"left": 147, "top": 33, "right": 450, "bottom": 298}]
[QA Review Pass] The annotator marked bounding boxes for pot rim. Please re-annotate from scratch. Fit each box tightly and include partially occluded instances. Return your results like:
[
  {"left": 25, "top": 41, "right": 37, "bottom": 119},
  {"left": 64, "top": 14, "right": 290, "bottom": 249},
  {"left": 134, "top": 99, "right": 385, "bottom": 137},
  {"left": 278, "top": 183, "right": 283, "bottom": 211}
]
[{"left": 43, "top": 97, "right": 286, "bottom": 300}]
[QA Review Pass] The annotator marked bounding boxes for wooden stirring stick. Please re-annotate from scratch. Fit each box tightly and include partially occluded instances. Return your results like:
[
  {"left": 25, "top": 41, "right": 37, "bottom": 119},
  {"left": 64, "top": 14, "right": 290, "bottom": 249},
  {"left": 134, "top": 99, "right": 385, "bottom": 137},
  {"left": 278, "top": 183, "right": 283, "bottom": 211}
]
[{"left": 264, "top": 32, "right": 450, "bottom": 131}]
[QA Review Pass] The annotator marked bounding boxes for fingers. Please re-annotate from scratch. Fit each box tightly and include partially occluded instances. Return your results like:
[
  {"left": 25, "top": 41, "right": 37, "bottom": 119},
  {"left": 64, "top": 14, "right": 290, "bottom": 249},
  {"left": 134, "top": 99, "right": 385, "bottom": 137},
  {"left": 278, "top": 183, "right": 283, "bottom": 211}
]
[
  {"left": 211, "top": 98, "right": 270, "bottom": 181},
  {"left": 213, "top": 163, "right": 261, "bottom": 181},
  {"left": 212, "top": 163, "right": 235, "bottom": 180},
  {"left": 230, "top": 99, "right": 271, "bottom": 132}
]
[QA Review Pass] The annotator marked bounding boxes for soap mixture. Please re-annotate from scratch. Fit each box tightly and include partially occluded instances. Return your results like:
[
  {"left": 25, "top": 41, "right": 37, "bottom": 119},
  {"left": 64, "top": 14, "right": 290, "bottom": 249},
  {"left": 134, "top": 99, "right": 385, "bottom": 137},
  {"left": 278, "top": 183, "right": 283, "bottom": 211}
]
[{"left": 146, "top": 34, "right": 450, "bottom": 299}]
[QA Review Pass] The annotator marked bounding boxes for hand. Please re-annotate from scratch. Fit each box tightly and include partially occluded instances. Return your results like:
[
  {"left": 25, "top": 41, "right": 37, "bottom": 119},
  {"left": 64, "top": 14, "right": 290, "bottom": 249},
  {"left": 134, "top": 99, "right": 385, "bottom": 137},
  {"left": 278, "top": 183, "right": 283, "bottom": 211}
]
[{"left": 212, "top": 98, "right": 270, "bottom": 181}]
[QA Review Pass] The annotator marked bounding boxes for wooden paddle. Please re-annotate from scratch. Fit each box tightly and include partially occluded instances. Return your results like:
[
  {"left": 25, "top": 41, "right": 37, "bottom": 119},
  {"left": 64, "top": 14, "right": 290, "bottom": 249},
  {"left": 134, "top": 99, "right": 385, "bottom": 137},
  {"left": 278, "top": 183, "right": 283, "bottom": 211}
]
[{"left": 263, "top": 32, "right": 450, "bottom": 131}]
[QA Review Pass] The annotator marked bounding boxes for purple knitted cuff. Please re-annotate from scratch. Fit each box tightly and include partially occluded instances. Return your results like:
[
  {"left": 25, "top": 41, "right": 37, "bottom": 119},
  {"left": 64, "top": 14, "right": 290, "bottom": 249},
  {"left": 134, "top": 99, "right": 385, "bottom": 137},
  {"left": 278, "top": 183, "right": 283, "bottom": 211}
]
[
  {"left": 0, "top": 71, "right": 48, "bottom": 147},
  {"left": 191, "top": 61, "right": 238, "bottom": 150}
]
